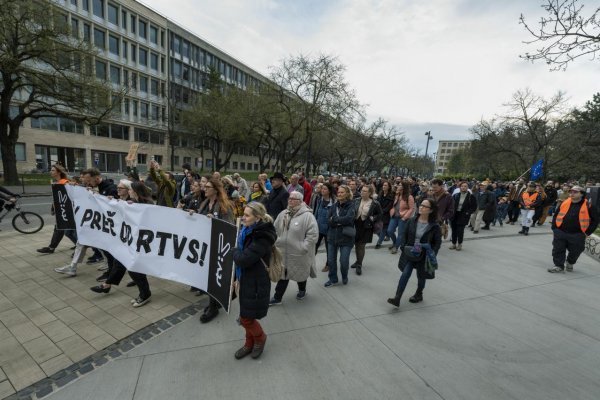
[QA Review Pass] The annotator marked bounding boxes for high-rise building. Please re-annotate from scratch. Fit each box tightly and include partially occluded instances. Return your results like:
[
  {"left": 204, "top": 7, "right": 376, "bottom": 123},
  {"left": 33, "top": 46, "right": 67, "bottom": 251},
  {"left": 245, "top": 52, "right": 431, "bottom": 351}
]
[
  {"left": 4, "top": 0, "right": 270, "bottom": 174},
  {"left": 435, "top": 140, "right": 470, "bottom": 175}
]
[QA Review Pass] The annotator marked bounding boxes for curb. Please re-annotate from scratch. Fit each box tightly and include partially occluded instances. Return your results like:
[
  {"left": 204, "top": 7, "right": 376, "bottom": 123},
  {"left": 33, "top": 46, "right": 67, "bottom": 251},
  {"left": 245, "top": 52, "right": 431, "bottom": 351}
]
[{"left": 4, "top": 300, "right": 207, "bottom": 400}]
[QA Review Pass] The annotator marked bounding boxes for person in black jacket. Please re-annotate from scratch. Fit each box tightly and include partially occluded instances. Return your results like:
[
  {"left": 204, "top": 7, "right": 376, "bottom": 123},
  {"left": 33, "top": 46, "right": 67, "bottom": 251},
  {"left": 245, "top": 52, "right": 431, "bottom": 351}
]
[
  {"left": 265, "top": 172, "right": 289, "bottom": 219},
  {"left": 232, "top": 202, "right": 277, "bottom": 360},
  {"left": 481, "top": 184, "right": 497, "bottom": 230},
  {"left": 449, "top": 181, "right": 477, "bottom": 251},
  {"left": 387, "top": 198, "right": 442, "bottom": 308},
  {"left": 375, "top": 181, "right": 394, "bottom": 249},
  {"left": 325, "top": 185, "right": 357, "bottom": 287}
]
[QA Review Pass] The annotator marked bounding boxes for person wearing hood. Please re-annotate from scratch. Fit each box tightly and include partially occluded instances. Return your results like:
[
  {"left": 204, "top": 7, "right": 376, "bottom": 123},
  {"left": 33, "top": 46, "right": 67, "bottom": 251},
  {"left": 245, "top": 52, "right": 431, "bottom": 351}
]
[
  {"left": 270, "top": 191, "right": 319, "bottom": 304},
  {"left": 233, "top": 202, "right": 277, "bottom": 360}
]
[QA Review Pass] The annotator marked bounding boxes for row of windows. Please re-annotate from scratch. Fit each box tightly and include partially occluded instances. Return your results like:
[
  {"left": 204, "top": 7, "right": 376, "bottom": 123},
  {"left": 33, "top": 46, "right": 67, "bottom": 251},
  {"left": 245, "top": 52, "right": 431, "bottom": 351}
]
[
  {"left": 31, "top": 116, "right": 84, "bottom": 134},
  {"left": 75, "top": 0, "right": 165, "bottom": 47},
  {"left": 0, "top": 143, "right": 26, "bottom": 162},
  {"left": 90, "top": 123, "right": 129, "bottom": 140},
  {"left": 94, "top": 60, "right": 165, "bottom": 96},
  {"left": 134, "top": 128, "right": 165, "bottom": 145},
  {"left": 440, "top": 142, "right": 468, "bottom": 148}
]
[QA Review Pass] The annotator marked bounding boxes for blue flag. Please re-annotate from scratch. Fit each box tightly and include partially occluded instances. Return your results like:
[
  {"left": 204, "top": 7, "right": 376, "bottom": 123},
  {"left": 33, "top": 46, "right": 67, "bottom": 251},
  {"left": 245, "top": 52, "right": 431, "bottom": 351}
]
[{"left": 530, "top": 159, "right": 544, "bottom": 181}]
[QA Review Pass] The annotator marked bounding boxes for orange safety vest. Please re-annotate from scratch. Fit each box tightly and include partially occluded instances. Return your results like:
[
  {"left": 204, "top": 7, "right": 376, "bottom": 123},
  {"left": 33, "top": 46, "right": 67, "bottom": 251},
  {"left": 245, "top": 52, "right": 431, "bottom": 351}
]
[
  {"left": 555, "top": 198, "right": 590, "bottom": 233},
  {"left": 522, "top": 192, "right": 538, "bottom": 208}
]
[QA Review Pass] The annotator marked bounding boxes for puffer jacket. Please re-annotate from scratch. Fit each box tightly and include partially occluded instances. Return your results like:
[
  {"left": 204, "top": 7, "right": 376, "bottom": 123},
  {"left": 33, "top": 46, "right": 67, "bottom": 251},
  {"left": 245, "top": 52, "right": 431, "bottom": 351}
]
[{"left": 327, "top": 199, "right": 356, "bottom": 246}]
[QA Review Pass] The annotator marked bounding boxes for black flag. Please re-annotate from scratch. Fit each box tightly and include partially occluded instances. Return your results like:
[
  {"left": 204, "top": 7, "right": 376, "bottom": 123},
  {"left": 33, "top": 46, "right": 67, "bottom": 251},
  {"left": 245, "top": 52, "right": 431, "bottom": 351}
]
[
  {"left": 207, "top": 218, "right": 236, "bottom": 312},
  {"left": 51, "top": 184, "right": 76, "bottom": 230}
]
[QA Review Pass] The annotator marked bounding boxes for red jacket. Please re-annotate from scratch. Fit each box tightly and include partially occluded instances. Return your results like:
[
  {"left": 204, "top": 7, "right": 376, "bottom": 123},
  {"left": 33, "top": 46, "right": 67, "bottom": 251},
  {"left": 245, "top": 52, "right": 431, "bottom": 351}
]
[{"left": 300, "top": 179, "right": 312, "bottom": 205}]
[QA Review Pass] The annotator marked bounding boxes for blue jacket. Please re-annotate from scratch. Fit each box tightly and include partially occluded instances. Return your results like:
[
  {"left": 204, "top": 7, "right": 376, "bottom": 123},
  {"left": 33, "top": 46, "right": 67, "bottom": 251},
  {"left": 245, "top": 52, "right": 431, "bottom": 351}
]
[{"left": 314, "top": 197, "right": 333, "bottom": 235}]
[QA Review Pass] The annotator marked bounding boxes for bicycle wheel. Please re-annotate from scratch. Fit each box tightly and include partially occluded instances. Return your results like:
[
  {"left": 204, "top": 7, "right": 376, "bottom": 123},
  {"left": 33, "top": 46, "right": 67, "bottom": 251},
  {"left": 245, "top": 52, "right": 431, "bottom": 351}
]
[{"left": 12, "top": 211, "right": 44, "bottom": 234}]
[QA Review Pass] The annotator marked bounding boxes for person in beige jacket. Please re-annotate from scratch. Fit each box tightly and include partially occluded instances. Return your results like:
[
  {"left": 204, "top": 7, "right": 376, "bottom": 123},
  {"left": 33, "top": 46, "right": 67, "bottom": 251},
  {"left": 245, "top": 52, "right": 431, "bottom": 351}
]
[{"left": 270, "top": 191, "right": 319, "bottom": 304}]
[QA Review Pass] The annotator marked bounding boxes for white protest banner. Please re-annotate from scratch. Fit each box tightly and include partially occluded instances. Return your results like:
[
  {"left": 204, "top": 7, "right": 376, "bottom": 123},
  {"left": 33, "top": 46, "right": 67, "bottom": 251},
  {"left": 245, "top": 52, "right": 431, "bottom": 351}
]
[{"left": 65, "top": 185, "right": 236, "bottom": 311}]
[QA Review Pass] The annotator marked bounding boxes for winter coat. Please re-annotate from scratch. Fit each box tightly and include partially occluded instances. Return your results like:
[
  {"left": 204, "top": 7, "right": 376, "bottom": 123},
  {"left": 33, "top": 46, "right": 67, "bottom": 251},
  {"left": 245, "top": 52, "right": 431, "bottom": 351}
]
[
  {"left": 482, "top": 191, "right": 497, "bottom": 223},
  {"left": 265, "top": 186, "right": 289, "bottom": 219},
  {"left": 474, "top": 190, "right": 495, "bottom": 211},
  {"left": 377, "top": 192, "right": 395, "bottom": 225},
  {"left": 149, "top": 167, "right": 176, "bottom": 207},
  {"left": 397, "top": 216, "right": 442, "bottom": 280},
  {"left": 434, "top": 191, "right": 455, "bottom": 222},
  {"left": 274, "top": 203, "right": 319, "bottom": 282},
  {"left": 233, "top": 221, "right": 277, "bottom": 320},
  {"left": 327, "top": 199, "right": 357, "bottom": 247},
  {"left": 354, "top": 199, "right": 383, "bottom": 244},
  {"left": 314, "top": 196, "right": 334, "bottom": 235},
  {"left": 451, "top": 191, "right": 477, "bottom": 226}
]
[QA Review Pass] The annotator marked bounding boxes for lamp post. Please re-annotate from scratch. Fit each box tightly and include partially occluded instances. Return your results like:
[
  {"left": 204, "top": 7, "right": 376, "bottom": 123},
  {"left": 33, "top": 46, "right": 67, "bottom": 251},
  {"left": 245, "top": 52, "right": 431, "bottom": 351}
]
[
  {"left": 305, "top": 79, "right": 318, "bottom": 177},
  {"left": 424, "top": 131, "right": 433, "bottom": 158}
]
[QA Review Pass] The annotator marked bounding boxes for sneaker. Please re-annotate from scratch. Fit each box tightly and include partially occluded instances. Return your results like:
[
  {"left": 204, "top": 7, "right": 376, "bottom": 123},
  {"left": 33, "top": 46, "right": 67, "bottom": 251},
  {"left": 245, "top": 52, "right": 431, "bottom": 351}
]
[
  {"left": 350, "top": 262, "right": 358, "bottom": 269},
  {"left": 36, "top": 247, "right": 54, "bottom": 254},
  {"left": 375, "top": 244, "right": 381, "bottom": 249},
  {"left": 97, "top": 263, "right": 108, "bottom": 271},
  {"left": 356, "top": 266, "right": 362, "bottom": 276},
  {"left": 390, "top": 247, "right": 398, "bottom": 254},
  {"left": 565, "top": 262, "right": 574, "bottom": 272},
  {"left": 449, "top": 244, "right": 457, "bottom": 250},
  {"left": 324, "top": 280, "right": 338, "bottom": 288},
  {"left": 54, "top": 265, "right": 77, "bottom": 277},
  {"left": 456, "top": 244, "right": 462, "bottom": 251},
  {"left": 321, "top": 265, "right": 329, "bottom": 272},
  {"left": 269, "top": 297, "right": 282, "bottom": 306},
  {"left": 96, "top": 272, "right": 109, "bottom": 282},
  {"left": 296, "top": 291, "right": 306, "bottom": 300},
  {"left": 132, "top": 296, "right": 151, "bottom": 307},
  {"left": 86, "top": 256, "right": 104, "bottom": 265},
  {"left": 547, "top": 266, "right": 565, "bottom": 273}
]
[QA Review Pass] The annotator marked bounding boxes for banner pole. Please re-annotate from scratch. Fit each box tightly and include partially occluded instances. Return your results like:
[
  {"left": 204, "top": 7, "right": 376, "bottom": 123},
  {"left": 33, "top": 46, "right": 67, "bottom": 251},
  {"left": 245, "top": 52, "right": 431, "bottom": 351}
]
[
  {"left": 226, "top": 217, "right": 242, "bottom": 314},
  {"left": 513, "top": 167, "right": 532, "bottom": 183}
]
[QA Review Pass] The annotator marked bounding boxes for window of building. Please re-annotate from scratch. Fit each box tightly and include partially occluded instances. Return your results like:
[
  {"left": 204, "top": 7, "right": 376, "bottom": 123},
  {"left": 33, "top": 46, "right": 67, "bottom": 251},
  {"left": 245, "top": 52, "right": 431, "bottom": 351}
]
[
  {"left": 140, "top": 102, "right": 148, "bottom": 118},
  {"left": 134, "top": 128, "right": 163, "bottom": 144},
  {"left": 121, "top": 10, "right": 127, "bottom": 29},
  {"left": 150, "top": 79, "right": 158, "bottom": 95},
  {"left": 139, "top": 20, "right": 147, "bottom": 39},
  {"left": 131, "top": 44, "right": 136, "bottom": 62},
  {"left": 95, "top": 60, "right": 106, "bottom": 80},
  {"left": 31, "top": 116, "right": 83, "bottom": 133},
  {"left": 122, "top": 40, "right": 127, "bottom": 59},
  {"left": 182, "top": 40, "right": 189, "bottom": 58},
  {"left": 232, "top": 161, "right": 238, "bottom": 169},
  {"left": 83, "top": 23, "right": 90, "bottom": 42},
  {"left": 110, "top": 124, "right": 128, "bottom": 140},
  {"left": 93, "top": 28, "right": 105, "bottom": 49},
  {"left": 153, "top": 155, "right": 163, "bottom": 164},
  {"left": 110, "top": 65, "right": 120, "bottom": 84},
  {"left": 160, "top": 30, "right": 165, "bottom": 47},
  {"left": 183, "top": 156, "right": 191, "bottom": 165},
  {"left": 151, "top": 105, "right": 158, "bottom": 121},
  {"left": 124, "top": 98, "right": 129, "bottom": 115},
  {"left": 82, "top": 0, "right": 89, "bottom": 11},
  {"left": 160, "top": 56, "right": 165, "bottom": 73},
  {"left": 130, "top": 72, "right": 137, "bottom": 89},
  {"left": 130, "top": 15, "right": 136, "bottom": 33},
  {"left": 1, "top": 142, "right": 27, "bottom": 162},
  {"left": 173, "top": 35, "right": 181, "bottom": 54},
  {"left": 93, "top": 0, "right": 104, "bottom": 18},
  {"left": 240, "top": 162, "right": 246, "bottom": 170},
  {"left": 139, "top": 48, "right": 147, "bottom": 66},
  {"left": 71, "top": 18, "right": 79, "bottom": 38},
  {"left": 108, "top": 34, "right": 119, "bottom": 55},
  {"left": 182, "top": 65, "right": 189, "bottom": 81},
  {"left": 107, "top": 3, "right": 118, "bottom": 24},
  {"left": 172, "top": 59, "right": 181, "bottom": 78},
  {"left": 137, "top": 153, "right": 147, "bottom": 164},
  {"left": 150, "top": 53, "right": 158, "bottom": 70},
  {"left": 172, "top": 155, "right": 179, "bottom": 166},
  {"left": 139, "top": 76, "right": 147, "bottom": 92},
  {"left": 150, "top": 26, "right": 158, "bottom": 44},
  {"left": 132, "top": 100, "right": 138, "bottom": 116}
]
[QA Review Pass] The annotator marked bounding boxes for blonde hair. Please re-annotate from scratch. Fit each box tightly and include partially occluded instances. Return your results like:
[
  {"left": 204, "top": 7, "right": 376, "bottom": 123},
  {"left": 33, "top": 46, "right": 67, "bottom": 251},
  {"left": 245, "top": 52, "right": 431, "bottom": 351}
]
[{"left": 245, "top": 202, "right": 273, "bottom": 223}]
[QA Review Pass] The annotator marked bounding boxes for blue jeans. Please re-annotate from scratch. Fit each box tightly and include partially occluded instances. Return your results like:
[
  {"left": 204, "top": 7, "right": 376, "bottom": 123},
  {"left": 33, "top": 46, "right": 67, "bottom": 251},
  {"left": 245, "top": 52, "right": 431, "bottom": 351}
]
[
  {"left": 376, "top": 227, "right": 387, "bottom": 245},
  {"left": 327, "top": 243, "right": 352, "bottom": 283},
  {"left": 387, "top": 217, "right": 407, "bottom": 249},
  {"left": 395, "top": 261, "right": 426, "bottom": 298}
]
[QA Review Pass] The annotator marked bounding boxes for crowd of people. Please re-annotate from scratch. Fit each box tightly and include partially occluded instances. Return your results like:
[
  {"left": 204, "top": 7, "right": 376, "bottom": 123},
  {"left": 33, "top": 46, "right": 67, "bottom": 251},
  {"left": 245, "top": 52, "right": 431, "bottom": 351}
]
[{"left": 29, "top": 162, "right": 599, "bottom": 359}]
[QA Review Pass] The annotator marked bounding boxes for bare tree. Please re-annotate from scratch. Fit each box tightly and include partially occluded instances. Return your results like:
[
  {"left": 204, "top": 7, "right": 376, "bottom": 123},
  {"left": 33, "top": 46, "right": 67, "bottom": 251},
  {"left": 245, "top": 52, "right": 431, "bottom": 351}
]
[
  {"left": 0, "top": 0, "right": 122, "bottom": 184},
  {"left": 520, "top": 0, "right": 600, "bottom": 70}
]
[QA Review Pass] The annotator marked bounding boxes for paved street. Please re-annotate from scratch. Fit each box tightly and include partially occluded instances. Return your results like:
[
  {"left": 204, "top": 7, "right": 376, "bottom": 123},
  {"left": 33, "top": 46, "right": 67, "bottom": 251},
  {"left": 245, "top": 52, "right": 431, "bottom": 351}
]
[{"left": 1, "top": 220, "right": 599, "bottom": 400}]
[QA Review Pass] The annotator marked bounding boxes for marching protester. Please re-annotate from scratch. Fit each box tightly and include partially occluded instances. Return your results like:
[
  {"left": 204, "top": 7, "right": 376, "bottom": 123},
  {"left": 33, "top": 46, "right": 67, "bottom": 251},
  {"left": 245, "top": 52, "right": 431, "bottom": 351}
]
[
  {"left": 531, "top": 183, "right": 547, "bottom": 227},
  {"left": 174, "top": 163, "right": 193, "bottom": 204},
  {"left": 90, "top": 181, "right": 154, "bottom": 307},
  {"left": 387, "top": 198, "right": 441, "bottom": 308},
  {"left": 430, "top": 179, "right": 454, "bottom": 238},
  {"left": 315, "top": 183, "right": 335, "bottom": 272},
  {"left": 325, "top": 185, "right": 356, "bottom": 287},
  {"left": 177, "top": 178, "right": 205, "bottom": 213},
  {"left": 387, "top": 182, "right": 415, "bottom": 254},
  {"left": 309, "top": 182, "right": 322, "bottom": 210},
  {"left": 481, "top": 184, "right": 497, "bottom": 231},
  {"left": 198, "top": 177, "right": 236, "bottom": 323},
  {"left": 298, "top": 173, "right": 313, "bottom": 205},
  {"left": 232, "top": 202, "right": 277, "bottom": 360},
  {"left": 548, "top": 186, "right": 598, "bottom": 273},
  {"left": 352, "top": 185, "right": 382, "bottom": 275},
  {"left": 494, "top": 196, "right": 509, "bottom": 227},
  {"left": 508, "top": 179, "right": 526, "bottom": 224},
  {"left": 519, "top": 182, "right": 542, "bottom": 236},
  {"left": 470, "top": 182, "right": 492, "bottom": 233},
  {"left": 232, "top": 173, "right": 250, "bottom": 199},
  {"left": 37, "top": 164, "right": 78, "bottom": 254},
  {"left": 54, "top": 179, "right": 131, "bottom": 277},
  {"left": 270, "top": 191, "right": 318, "bottom": 304},
  {"left": 258, "top": 173, "right": 272, "bottom": 192},
  {"left": 538, "top": 181, "right": 558, "bottom": 226},
  {"left": 449, "top": 181, "right": 477, "bottom": 250},
  {"left": 265, "top": 172, "right": 289, "bottom": 219},
  {"left": 375, "top": 181, "right": 394, "bottom": 249},
  {"left": 148, "top": 160, "right": 176, "bottom": 207},
  {"left": 249, "top": 181, "right": 268, "bottom": 203},
  {"left": 287, "top": 174, "right": 304, "bottom": 194}
]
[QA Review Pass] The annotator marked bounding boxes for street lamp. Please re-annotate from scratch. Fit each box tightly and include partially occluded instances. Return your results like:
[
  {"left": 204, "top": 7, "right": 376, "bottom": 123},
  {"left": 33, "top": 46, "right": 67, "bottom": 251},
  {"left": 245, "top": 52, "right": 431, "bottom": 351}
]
[{"left": 424, "top": 131, "right": 433, "bottom": 158}]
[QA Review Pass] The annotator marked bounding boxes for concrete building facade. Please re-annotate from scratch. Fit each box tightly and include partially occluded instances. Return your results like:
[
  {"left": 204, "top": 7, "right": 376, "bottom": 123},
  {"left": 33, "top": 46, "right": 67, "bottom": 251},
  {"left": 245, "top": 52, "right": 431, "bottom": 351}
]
[
  {"left": 435, "top": 139, "right": 470, "bottom": 175},
  {"left": 2, "top": 0, "right": 270, "bottom": 175}
]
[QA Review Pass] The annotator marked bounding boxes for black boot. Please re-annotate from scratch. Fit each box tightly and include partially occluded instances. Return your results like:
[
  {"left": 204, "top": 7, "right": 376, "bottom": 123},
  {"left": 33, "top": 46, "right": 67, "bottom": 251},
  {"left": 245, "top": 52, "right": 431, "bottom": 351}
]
[
  {"left": 518, "top": 227, "right": 525, "bottom": 234},
  {"left": 200, "top": 306, "right": 219, "bottom": 323},
  {"left": 409, "top": 289, "right": 423, "bottom": 303},
  {"left": 524, "top": 227, "right": 529, "bottom": 236},
  {"left": 387, "top": 297, "right": 400, "bottom": 307}
]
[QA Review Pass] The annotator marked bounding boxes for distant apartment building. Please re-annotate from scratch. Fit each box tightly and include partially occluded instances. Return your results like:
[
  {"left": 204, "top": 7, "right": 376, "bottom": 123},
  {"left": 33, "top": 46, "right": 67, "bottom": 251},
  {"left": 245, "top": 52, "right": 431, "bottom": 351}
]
[
  {"left": 2, "top": 0, "right": 270, "bottom": 175},
  {"left": 435, "top": 140, "right": 470, "bottom": 175}
]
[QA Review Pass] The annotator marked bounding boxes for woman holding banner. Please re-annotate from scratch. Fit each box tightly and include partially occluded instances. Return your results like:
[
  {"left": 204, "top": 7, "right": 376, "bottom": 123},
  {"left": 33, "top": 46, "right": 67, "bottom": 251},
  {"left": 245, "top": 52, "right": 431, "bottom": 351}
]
[
  {"left": 198, "top": 177, "right": 236, "bottom": 323},
  {"left": 233, "top": 202, "right": 277, "bottom": 359},
  {"left": 90, "top": 181, "right": 154, "bottom": 308}
]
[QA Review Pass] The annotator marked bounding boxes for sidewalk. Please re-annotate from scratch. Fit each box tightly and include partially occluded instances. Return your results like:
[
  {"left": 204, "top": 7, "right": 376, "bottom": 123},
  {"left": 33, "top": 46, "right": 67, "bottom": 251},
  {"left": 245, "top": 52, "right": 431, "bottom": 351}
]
[
  {"left": 0, "top": 226, "right": 204, "bottom": 399},
  {"left": 8, "top": 223, "right": 600, "bottom": 400}
]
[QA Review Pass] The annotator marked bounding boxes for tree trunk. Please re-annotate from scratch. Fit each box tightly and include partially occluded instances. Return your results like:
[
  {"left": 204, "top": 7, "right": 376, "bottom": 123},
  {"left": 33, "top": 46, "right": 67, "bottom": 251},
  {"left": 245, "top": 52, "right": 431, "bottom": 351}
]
[{"left": 0, "top": 123, "right": 19, "bottom": 185}]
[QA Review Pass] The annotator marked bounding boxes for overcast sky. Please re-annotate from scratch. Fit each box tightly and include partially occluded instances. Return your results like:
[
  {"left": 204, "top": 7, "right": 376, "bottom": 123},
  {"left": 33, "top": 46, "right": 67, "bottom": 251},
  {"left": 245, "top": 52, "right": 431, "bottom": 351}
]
[{"left": 142, "top": 0, "right": 599, "bottom": 153}]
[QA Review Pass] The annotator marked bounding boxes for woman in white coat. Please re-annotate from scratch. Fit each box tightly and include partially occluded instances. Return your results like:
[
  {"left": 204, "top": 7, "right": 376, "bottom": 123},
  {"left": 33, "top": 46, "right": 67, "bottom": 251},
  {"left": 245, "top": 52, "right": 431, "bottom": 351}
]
[{"left": 270, "top": 191, "right": 319, "bottom": 304}]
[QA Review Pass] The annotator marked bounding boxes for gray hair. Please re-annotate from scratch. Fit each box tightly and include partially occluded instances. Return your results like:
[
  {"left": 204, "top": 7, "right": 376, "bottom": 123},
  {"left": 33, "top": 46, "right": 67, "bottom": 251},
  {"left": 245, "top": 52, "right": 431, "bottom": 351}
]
[
  {"left": 290, "top": 191, "right": 303, "bottom": 200},
  {"left": 119, "top": 179, "right": 132, "bottom": 190},
  {"left": 291, "top": 174, "right": 299, "bottom": 180}
]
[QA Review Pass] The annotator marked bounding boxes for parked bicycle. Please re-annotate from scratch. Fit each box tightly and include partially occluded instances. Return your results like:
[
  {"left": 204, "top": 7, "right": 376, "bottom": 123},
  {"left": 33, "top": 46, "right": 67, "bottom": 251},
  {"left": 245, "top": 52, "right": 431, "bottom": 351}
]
[{"left": 0, "top": 197, "right": 45, "bottom": 234}]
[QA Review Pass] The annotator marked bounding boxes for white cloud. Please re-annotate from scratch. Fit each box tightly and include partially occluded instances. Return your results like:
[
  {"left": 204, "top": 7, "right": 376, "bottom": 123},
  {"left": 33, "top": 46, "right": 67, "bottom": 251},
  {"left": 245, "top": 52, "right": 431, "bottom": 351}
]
[{"left": 141, "top": 0, "right": 599, "bottom": 149}]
